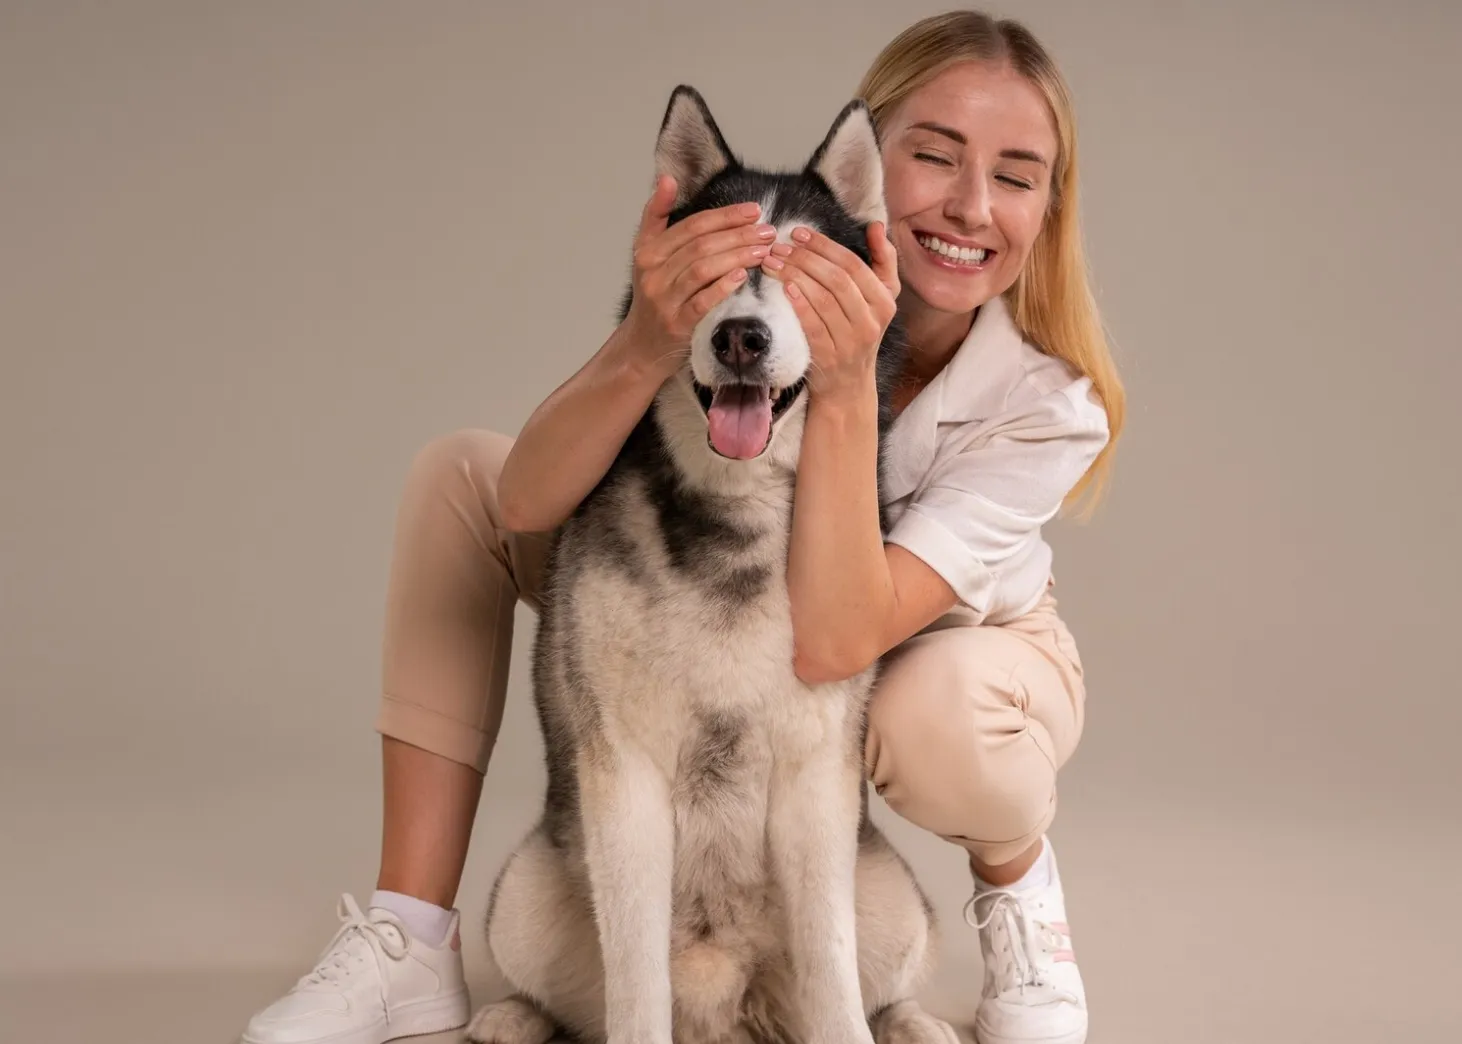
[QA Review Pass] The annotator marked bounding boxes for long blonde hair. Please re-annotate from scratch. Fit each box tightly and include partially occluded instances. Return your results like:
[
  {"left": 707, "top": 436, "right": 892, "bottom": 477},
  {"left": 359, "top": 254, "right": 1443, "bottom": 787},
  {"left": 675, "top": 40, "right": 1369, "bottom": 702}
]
[{"left": 857, "top": 11, "right": 1126, "bottom": 519}]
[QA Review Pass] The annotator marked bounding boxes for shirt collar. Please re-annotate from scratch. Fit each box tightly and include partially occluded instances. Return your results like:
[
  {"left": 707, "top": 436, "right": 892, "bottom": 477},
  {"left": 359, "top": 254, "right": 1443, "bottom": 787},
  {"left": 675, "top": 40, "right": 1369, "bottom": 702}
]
[{"left": 880, "top": 293, "right": 1023, "bottom": 503}]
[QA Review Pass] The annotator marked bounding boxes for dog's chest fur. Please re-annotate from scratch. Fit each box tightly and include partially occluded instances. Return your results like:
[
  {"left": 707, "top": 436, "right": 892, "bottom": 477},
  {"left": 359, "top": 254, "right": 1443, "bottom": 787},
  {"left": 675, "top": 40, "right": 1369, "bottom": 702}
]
[{"left": 534, "top": 411, "right": 872, "bottom": 987}]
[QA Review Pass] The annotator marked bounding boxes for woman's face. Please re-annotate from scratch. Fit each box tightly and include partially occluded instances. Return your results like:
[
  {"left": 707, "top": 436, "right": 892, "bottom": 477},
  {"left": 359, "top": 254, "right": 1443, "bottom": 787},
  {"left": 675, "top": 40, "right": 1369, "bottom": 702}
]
[{"left": 880, "top": 60, "right": 1059, "bottom": 317}]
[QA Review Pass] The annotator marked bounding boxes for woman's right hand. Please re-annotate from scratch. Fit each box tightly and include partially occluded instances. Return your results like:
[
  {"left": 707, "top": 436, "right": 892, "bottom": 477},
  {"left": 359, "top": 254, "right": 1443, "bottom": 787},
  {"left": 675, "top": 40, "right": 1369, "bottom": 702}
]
[{"left": 618, "top": 174, "right": 778, "bottom": 377}]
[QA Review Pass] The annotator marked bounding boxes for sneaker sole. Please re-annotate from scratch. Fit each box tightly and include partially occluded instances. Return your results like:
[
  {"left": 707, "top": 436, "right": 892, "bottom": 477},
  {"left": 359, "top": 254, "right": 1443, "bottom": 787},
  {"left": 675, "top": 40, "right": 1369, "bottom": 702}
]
[
  {"left": 241, "top": 988, "right": 470, "bottom": 1044},
  {"left": 973, "top": 1024, "right": 1087, "bottom": 1044}
]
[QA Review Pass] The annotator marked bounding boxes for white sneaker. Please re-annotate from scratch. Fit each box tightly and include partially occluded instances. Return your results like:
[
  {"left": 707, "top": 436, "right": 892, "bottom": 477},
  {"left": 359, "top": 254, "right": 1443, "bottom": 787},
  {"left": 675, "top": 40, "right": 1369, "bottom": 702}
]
[
  {"left": 241, "top": 893, "right": 471, "bottom": 1044},
  {"left": 964, "top": 842, "right": 1088, "bottom": 1044}
]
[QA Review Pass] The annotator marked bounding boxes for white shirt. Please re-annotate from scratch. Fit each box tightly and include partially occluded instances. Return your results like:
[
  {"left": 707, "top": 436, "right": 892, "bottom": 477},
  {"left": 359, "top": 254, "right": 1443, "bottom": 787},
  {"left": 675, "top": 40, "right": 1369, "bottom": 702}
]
[{"left": 881, "top": 293, "right": 1111, "bottom": 625}]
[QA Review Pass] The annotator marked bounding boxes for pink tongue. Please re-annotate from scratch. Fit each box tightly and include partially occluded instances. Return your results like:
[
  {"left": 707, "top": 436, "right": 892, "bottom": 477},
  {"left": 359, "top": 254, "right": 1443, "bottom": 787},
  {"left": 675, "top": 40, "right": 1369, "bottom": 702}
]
[{"left": 707, "top": 385, "right": 773, "bottom": 459}]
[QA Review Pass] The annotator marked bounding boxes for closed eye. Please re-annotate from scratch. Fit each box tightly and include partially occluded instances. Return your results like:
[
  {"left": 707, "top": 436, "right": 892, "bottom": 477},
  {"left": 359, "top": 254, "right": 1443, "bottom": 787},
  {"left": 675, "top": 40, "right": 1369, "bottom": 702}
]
[{"left": 916, "top": 152, "right": 1035, "bottom": 190}]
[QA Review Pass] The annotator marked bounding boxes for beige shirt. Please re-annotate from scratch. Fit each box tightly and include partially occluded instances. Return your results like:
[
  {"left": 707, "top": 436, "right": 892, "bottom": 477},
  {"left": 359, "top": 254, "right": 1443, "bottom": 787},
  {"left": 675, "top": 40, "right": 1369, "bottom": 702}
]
[{"left": 881, "top": 293, "right": 1111, "bottom": 625}]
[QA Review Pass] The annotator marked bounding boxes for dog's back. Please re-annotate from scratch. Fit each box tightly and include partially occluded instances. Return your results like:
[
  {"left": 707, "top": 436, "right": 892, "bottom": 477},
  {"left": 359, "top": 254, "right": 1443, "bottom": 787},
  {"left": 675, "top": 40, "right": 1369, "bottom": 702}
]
[{"left": 469, "top": 88, "right": 953, "bottom": 1044}]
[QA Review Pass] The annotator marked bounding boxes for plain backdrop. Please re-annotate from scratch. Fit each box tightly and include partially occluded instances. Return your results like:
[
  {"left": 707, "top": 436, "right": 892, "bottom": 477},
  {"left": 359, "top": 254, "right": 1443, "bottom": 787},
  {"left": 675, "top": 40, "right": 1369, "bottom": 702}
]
[{"left": 2, "top": 1, "right": 1459, "bottom": 1042}]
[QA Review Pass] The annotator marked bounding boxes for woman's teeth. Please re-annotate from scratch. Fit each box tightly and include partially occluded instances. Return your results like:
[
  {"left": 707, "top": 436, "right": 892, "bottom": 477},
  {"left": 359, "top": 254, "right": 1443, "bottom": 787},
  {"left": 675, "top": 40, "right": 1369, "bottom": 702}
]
[{"left": 916, "top": 233, "right": 989, "bottom": 265}]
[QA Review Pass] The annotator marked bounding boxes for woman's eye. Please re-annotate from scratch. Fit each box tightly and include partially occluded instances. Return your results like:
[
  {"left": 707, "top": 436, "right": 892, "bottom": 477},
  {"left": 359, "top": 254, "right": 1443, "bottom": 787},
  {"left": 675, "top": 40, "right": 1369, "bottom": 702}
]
[
  {"left": 914, "top": 151, "right": 952, "bottom": 166},
  {"left": 997, "top": 175, "right": 1033, "bottom": 190}
]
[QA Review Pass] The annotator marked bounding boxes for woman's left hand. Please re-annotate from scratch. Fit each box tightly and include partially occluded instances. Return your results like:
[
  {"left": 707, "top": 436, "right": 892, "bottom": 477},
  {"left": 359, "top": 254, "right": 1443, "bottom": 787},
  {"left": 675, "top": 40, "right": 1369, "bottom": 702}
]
[{"left": 762, "top": 222, "right": 900, "bottom": 402}]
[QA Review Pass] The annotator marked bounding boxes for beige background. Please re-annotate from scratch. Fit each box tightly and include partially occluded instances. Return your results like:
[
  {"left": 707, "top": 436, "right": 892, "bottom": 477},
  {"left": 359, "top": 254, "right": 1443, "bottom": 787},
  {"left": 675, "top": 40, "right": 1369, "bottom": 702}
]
[{"left": 3, "top": 1, "right": 1460, "bottom": 1041}]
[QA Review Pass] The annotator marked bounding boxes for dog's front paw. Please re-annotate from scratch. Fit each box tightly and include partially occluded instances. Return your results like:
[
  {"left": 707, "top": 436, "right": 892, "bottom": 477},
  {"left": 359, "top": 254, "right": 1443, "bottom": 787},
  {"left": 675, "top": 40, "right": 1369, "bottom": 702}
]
[
  {"left": 871, "top": 1000, "right": 962, "bottom": 1044},
  {"left": 465, "top": 994, "right": 557, "bottom": 1044}
]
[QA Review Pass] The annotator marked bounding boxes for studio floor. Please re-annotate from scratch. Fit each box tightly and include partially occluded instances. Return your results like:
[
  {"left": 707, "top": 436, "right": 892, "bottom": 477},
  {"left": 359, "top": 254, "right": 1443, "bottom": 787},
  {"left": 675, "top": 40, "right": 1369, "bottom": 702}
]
[{"left": 4, "top": 789, "right": 1457, "bottom": 1044}]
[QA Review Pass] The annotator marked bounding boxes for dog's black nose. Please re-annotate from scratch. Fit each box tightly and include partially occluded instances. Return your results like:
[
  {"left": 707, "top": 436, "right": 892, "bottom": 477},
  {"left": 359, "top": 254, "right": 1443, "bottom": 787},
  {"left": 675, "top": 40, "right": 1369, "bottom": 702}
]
[{"left": 711, "top": 317, "right": 771, "bottom": 371}]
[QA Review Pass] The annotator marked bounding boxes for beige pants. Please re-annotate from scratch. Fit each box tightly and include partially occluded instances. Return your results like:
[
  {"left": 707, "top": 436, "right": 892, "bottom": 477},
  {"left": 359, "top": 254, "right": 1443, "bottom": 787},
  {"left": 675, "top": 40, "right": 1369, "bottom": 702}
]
[{"left": 375, "top": 430, "right": 1087, "bottom": 865}]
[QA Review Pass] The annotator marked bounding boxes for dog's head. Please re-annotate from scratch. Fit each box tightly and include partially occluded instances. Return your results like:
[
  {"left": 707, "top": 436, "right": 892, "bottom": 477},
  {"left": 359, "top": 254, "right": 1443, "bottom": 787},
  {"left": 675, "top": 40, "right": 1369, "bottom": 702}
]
[{"left": 632, "top": 85, "right": 906, "bottom": 470}]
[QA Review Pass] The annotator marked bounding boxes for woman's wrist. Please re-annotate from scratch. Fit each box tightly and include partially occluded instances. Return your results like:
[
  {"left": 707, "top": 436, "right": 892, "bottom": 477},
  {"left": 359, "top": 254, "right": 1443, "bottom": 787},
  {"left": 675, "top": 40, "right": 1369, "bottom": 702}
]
[
  {"left": 605, "top": 314, "right": 685, "bottom": 388},
  {"left": 807, "top": 363, "right": 880, "bottom": 423}
]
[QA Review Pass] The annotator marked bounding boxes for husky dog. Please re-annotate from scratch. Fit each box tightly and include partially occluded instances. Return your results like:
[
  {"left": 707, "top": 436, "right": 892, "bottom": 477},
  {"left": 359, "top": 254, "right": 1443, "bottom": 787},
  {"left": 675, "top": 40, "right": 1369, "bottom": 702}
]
[{"left": 467, "top": 86, "right": 955, "bottom": 1044}]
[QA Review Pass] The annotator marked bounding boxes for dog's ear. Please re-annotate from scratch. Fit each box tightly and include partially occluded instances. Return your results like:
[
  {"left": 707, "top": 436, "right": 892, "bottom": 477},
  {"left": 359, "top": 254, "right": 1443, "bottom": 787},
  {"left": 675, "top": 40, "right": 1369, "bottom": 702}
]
[
  {"left": 655, "top": 85, "right": 736, "bottom": 209},
  {"left": 806, "top": 99, "right": 887, "bottom": 227}
]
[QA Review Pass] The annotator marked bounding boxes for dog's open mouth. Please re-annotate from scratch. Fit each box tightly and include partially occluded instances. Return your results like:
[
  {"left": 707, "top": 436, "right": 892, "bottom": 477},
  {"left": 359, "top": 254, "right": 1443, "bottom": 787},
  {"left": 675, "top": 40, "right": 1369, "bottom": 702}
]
[{"left": 692, "top": 378, "right": 807, "bottom": 459}]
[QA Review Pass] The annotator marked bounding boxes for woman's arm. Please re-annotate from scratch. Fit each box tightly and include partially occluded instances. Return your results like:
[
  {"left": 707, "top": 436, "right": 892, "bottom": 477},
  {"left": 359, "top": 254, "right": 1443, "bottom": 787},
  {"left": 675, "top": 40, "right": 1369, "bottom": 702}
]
[
  {"left": 497, "top": 322, "right": 672, "bottom": 533},
  {"left": 787, "top": 376, "right": 959, "bottom": 683},
  {"left": 766, "top": 225, "right": 960, "bottom": 682},
  {"left": 497, "top": 177, "right": 776, "bottom": 533}
]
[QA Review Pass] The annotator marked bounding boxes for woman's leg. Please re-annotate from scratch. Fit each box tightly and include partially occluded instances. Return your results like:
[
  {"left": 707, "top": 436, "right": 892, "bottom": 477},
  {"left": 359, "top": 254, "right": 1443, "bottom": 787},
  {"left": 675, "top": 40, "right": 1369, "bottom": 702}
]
[
  {"left": 243, "top": 429, "right": 552, "bottom": 1044},
  {"left": 863, "top": 589, "right": 1089, "bottom": 1044},
  {"left": 372, "top": 429, "right": 552, "bottom": 912}
]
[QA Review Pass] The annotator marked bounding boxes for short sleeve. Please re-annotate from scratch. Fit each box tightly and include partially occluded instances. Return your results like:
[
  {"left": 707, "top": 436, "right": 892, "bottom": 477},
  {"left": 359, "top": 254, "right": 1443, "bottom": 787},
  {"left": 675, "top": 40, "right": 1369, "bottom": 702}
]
[{"left": 885, "top": 377, "right": 1110, "bottom": 612}]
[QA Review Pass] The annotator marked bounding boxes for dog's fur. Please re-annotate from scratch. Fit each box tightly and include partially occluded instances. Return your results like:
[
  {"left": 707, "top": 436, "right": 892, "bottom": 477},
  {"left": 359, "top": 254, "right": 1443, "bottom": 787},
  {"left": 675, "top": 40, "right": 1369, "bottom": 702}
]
[{"left": 467, "top": 87, "right": 954, "bottom": 1044}]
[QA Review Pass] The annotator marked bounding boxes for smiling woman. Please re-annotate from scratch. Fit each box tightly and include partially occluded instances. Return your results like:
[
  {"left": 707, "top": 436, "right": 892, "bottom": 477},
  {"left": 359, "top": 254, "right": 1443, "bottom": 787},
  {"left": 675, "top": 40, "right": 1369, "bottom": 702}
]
[
  {"left": 854, "top": 18, "right": 1123, "bottom": 495},
  {"left": 239, "top": 11, "right": 1124, "bottom": 1044}
]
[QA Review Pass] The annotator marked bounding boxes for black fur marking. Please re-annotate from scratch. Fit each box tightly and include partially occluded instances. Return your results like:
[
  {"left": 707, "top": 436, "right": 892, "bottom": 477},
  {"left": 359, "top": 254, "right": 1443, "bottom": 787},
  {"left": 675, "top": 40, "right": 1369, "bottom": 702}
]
[
  {"left": 619, "top": 421, "right": 773, "bottom": 613},
  {"left": 722, "top": 563, "right": 772, "bottom": 605},
  {"left": 681, "top": 710, "right": 747, "bottom": 802},
  {"left": 593, "top": 515, "right": 651, "bottom": 587},
  {"left": 652, "top": 475, "right": 759, "bottom": 569},
  {"left": 688, "top": 897, "right": 714, "bottom": 940}
]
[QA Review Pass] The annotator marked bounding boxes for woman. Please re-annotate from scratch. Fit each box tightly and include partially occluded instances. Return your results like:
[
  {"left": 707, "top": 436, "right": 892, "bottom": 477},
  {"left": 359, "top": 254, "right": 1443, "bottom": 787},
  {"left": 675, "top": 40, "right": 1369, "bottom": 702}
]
[{"left": 241, "top": 11, "right": 1124, "bottom": 1044}]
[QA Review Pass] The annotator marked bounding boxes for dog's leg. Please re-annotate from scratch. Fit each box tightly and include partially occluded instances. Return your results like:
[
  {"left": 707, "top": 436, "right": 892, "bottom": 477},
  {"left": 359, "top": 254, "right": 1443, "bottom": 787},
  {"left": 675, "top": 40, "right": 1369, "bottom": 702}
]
[
  {"left": 856, "top": 835, "right": 960, "bottom": 1044},
  {"left": 768, "top": 737, "right": 876, "bottom": 1044},
  {"left": 578, "top": 740, "right": 676, "bottom": 1044},
  {"left": 853, "top": 832, "right": 937, "bottom": 1014},
  {"left": 472, "top": 827, "right": 603, "bottom": 1043}
]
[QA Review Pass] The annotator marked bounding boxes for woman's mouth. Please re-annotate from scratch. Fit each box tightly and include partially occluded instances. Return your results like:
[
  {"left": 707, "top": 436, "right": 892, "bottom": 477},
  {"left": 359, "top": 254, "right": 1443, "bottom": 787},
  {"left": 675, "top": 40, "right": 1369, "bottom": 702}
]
[{"left": 914, "top": 232, "right": 994, "bottom": 271}]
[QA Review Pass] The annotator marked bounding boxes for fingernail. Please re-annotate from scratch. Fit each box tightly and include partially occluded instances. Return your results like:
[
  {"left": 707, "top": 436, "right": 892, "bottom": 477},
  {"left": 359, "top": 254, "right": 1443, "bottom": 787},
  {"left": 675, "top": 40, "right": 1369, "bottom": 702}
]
[
  {"left": 730, "top": 267, "right": 747, "bottom": 281},
  {"left": 756, "top": 224, "right": 776, "bottom": 238},
  {"left": 750, "top": 245, "right": 769, "bottom": 257},
  {"left": 770, "top": 242, "right": 794, "bottom": 257},
  {"left": 741, "top": 202, "right": 761, "bottom": 218},
  {"left": 792, "top": 226, "right": 812, "bottom": 243},
  {"left": 763, "top": 256, "right": 785, "bottom": 270}
]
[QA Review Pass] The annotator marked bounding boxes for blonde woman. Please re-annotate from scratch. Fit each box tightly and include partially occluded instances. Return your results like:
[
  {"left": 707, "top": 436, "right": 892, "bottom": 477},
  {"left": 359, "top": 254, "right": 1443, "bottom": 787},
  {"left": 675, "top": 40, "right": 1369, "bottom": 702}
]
[{"left": 242, "top": 11, "right": 1124, "bottom": 1044}]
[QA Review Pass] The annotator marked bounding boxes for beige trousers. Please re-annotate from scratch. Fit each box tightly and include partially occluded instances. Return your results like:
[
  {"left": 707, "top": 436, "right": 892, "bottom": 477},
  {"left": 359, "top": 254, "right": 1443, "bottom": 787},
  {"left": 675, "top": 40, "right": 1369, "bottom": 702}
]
[{"left": 374, "top": 429, "right": 1087, "bottom": 865}]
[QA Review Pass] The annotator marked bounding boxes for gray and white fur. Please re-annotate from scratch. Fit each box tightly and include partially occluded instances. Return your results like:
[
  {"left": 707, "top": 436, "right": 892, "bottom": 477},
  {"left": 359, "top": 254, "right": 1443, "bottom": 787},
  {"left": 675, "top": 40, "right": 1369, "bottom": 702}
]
[{"left": 467, "top": 86, "right": 955, "bottom": 1044}]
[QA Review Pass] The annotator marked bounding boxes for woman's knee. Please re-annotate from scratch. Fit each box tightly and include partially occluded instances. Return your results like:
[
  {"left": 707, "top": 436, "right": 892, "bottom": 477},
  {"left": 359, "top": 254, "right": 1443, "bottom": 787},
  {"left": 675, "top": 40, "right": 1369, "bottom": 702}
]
[
  {"left": 402, "top": 428, "right": 514, "bottom": 512},
  {"left": 865, "top": 627, "right": 1065, "bottom": 861},
  {"left": 394, "top": 427, "right": 551, "bottom": 611}
]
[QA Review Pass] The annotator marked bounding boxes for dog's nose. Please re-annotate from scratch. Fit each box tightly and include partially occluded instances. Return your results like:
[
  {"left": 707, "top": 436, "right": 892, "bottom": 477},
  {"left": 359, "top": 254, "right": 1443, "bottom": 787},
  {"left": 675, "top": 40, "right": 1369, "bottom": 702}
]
[{"left": 711, "top": 317, "right": 771, "bottom": 371}]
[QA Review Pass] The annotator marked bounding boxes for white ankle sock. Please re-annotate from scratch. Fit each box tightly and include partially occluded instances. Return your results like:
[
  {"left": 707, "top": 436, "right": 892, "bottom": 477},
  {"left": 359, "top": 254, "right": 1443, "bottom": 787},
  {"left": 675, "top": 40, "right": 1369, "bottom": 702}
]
[
  {"left": 974, "top": 837, "right": 1054, "bottom": 893},
  {"left": 368, "top": 890, "right": 454, "bottom": 947}
]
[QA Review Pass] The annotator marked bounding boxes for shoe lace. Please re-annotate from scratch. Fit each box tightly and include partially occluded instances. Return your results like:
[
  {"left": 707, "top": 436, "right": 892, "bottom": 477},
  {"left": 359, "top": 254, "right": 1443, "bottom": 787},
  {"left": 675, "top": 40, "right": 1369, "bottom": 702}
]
[
  {"left": 297, "top": 893, "right": 410, "bottom": 1011},
  {"left": 963, "top": 888, "right": 1077, "bottom": 1003}
]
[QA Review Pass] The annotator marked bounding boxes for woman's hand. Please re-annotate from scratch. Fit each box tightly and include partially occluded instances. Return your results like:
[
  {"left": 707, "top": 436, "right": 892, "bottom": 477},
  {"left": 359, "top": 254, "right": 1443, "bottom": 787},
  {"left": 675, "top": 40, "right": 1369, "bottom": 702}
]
[
  {"left": 618, "top": 174, "right": 778, "bottom": 378},
  {"left": 762, "top": 221, "right": 900, "bottom": 401}
]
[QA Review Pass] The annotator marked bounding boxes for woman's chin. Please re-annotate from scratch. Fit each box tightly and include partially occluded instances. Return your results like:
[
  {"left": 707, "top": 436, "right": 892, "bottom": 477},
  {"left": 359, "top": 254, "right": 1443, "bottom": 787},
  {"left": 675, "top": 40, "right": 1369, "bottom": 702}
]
[{"left": 902, "top": 276, "right": 993, "bottom": 317}]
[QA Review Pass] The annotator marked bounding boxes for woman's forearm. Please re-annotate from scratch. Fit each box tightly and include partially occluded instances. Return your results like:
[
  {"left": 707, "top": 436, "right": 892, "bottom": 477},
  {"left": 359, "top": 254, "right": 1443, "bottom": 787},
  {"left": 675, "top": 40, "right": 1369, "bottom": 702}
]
[
  {"left": 498, "top": 323, "right": 674, "bottom": 533},
  {"left": 786, "top": 375, "right": 896, "bottom": 682}
]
